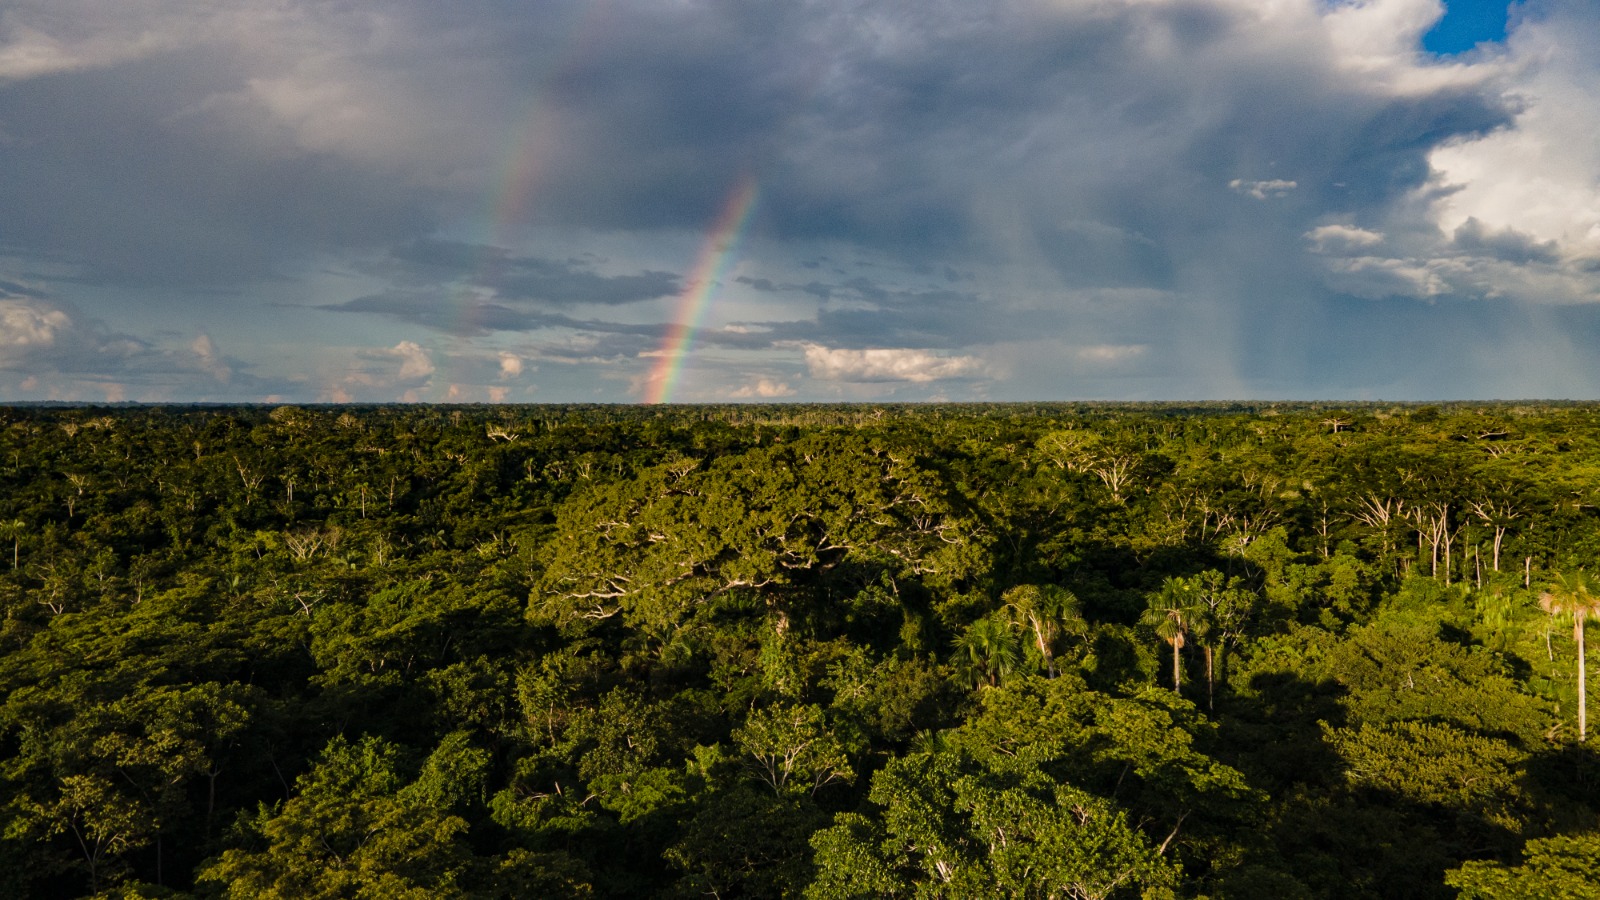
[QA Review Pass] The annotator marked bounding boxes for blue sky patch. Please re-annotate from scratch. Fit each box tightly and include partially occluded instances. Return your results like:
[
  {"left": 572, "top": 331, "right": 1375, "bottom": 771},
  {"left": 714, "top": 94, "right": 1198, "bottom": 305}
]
[{"left": 1423, "top": 0, "right": 1512, "bottom": 54}]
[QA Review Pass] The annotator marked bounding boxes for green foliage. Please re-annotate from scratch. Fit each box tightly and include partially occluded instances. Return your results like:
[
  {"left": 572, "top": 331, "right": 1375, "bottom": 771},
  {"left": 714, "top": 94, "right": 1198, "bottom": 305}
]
[
  {"left": 1446, "top": 833, "right": 1600, "bottom": 899},
  {"left": 734, "top": 703, "right": 856, "bottom": 796},
  {"left": 1326, "top": 720, "right": 1526, "bottom": 813},
  {"left": 808, "top": 748, "right": 1180, "bottom": 899},
  {"left": 196, "top": 734, "right": 479, "bottom": 899},
  {"left": 5, "top": 403, "right": 1600, "bottom": 897}
]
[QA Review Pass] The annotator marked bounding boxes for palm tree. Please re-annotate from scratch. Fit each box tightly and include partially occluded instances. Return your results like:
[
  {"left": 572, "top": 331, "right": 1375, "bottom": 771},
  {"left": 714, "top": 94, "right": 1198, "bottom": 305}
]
[
  {"left": 1190, "top": 570, "right": 1257, "bottom": 711},
  {"left": 1142, "top": 576, "right": 1198, "bottom": 694},
  {"left": 1541, "top": 571, "right": 1600, "bottom": 741},
  {"left": 0, "top": 519, "right": 22, "bottom": 571},
  {"left": 955, "top": 615, "right": 1022, "bottom": 688},
  {"left": 1002, "top": 584, "right": 1085, "bottom": 678}
]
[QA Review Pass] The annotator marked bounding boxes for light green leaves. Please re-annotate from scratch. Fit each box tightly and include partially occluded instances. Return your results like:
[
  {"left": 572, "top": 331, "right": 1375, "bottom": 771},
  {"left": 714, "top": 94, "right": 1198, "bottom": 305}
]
[
  {"left": 1446, "top": 833, "right": 1600, "bottom": 899},
  {"left": 735, "top": 703, "right": 854, "bottom": 797}
]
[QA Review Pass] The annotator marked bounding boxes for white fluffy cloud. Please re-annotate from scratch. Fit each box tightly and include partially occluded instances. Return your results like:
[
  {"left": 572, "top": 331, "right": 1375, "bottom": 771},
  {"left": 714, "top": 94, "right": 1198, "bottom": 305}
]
[
  {"left": 0, "top": 297, "right": 70, "bottom": 354},
  {"left": 392, "top": 340, "right": 434, "bottom": 380},
  {"left": 804, "top": 344, "right": 986, "bottom": 383},
  {"left": 321, "top": 340, "right": 437, "bottom": 401},
  {"left": 189, "top": 333, "right": 232, "bottom": 382},
  {"left": 731, "top": 377, "right": 795, "bottom": 398},
  {"left": 1306, "top": 224, "right": 1386, "bottom": 254},
  {"left": 1424, "top": 2, "right": 1600, "bottom": 266}
]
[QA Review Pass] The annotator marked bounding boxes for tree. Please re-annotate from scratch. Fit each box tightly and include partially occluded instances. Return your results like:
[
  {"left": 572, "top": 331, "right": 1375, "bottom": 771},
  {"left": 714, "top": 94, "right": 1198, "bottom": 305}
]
[
  {"left": 1187, "top": 571, "right": 1255, "bottom": 710},
  {"left": 1468, "top": 496, "right": 1522, "bottom": 573},
  {"left": 954, "top": 615, "right": 1022, "bottom": 688},
  {"left": 0, "top": 518, "right": 21, "bottom": 571},
  {"left": 1446, "top": 833, "right": 1600, "bottom": 898},
  {"left": 1540, "top": 571, "right": 1600, "bottom": 741},
  {"left": 1001, "top": 584, "right": 1085, "bottom": 678},
  {"left": 808, "top": 749, "right": 1180, "bottom": 899},
  {"left": 196, "top": 734, "right": 485, "bottom": 899},
  {"left": 734, "top": 703, "right": 854, "bottom": 797},
  {"left": 1141, "top": 577, "right": 1197, "bottom": 694}
]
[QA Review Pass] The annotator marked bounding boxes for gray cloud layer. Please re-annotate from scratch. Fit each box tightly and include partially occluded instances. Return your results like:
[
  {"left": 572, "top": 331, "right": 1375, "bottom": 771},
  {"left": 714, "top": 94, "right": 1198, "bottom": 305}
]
[{"left": 1, "top": 0, "right": 1598, "bottom": 401}]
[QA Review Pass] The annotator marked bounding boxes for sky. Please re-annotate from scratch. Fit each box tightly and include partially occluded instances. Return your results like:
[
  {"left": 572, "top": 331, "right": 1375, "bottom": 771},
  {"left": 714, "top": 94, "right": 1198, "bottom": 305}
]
[{"left": 1, "top": 0, "right": 1597, "bottom": 404}]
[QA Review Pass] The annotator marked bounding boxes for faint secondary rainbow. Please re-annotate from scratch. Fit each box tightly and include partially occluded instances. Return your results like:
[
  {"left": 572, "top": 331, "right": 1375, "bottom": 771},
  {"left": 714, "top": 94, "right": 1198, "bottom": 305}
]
[
  {"left": 446, "top": 1, "right": 613, "bottom": 363},
  {"left": 644, "top": 177, "right": 760, "bottom": 404}
]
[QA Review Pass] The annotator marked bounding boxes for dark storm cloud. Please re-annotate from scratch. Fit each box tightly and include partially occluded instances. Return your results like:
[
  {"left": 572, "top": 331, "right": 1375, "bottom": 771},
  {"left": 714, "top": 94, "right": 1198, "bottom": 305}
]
[
  {"left": 722, "top": 273, "right": 1168, "bottom": 352},
  {"left": 0, "top": 52, "right": 439, "bottom": 289},
  {"left": 323, "top": 291, "right": 663, "bottom": 340},
  {"left": 383, "top": 240, "right": 680, "bottom": 306},
  {"left": 0, "top": 0, "right": 1524, "bottom": 292}
]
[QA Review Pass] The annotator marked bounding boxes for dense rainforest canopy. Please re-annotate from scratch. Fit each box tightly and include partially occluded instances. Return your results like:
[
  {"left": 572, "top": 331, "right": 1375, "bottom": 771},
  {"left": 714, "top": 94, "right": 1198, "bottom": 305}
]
[{"left": 3, "top": 401, "right": 1600, "bottom": 898}]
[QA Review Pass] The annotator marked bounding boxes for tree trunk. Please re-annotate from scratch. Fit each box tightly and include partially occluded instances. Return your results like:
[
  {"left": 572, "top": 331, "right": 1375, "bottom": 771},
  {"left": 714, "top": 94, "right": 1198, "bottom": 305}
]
[
  {"left": 1171, "top": 640, "right": 1182, "bottom": 693},
  {"left": 1580, "top": 616, "right": 1588, "bottom": 742},
  {"left": 1205, "top": 645, "right": 1214, "bottom": 711},
  {"left": 1032, "top": 620, "right": 1055, "bottom": 678}
]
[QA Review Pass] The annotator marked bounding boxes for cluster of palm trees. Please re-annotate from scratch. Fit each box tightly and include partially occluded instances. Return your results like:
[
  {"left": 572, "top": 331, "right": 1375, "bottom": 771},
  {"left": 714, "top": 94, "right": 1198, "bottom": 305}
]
[
  {"left": 1139, "top": 572, "right": 1254, "bottom": 711},
  {"left": 961, "top": 568, "right": 1600, "bottom": 742},
  {"left": 954, "top": 584, "right": 1086, "bottom": 687},
  {"left": 954, "top": 574, "right": 1254, "bottom": 710}
]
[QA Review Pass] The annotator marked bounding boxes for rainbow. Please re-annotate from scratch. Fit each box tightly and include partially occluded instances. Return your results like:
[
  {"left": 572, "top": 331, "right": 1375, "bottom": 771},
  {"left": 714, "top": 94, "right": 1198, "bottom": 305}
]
[
  {"left": 643, "top": 176, "right": 760, "bottom": 404},
  {"left": 448, "top": 2, "right": 614, "bottom": 358}
]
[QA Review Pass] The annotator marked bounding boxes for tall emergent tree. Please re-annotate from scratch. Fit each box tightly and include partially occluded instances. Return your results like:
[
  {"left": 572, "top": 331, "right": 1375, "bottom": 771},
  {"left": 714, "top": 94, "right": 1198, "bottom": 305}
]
[
  {"left": 1189, "top": 570, "right": 1256, "bottom": 711},
  {"left": 1142, "top": 576, "right": 1198, "bottom": 694},
  {"left": 1541, "top": 570, "right": 1600, "bottom": 741}
]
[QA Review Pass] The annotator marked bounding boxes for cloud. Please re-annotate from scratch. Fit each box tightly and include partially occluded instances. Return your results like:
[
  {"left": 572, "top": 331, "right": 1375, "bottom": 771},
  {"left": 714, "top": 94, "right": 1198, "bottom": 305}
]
[
  {"left": 1306, "top": 224, "right": 1386, "bottom": 254},
  {"left": 385, "top": 240, "right": 680, "bottom": 306},
  {"left": 1076, "top": 344, "right": 1148, "bottom": 363},
  {"left": 803, "top": 344, "right": 986, "bottom": 383},
  {"left": 498, "top": 352, "right": 524, "bottom": 378},
  {"left": 323, "top": 290, "right": 664, "bottom": 341},
  {"left": 1320, "top": 255, "right": 1452, "bottom": 301},
  {"left": 0, "top": 291, "right": 286, "bottom": 399},
  {"left": 318, "top": 340, "right": 439, "bottom": 402},
  {"left": 190, "top": 334, "right": 232, "bottom": 382},
  {"left": 0, "top": 296, "right": 71, "bottom": 354},
  {"left": 0, "top": 293, "right": 149, "bottom": 376},
  {"left": 1451, "top": 217, "right": 1561, "bottom": 265},
  {"left": 1424, "top": 2, "right": 1600, "bottom": 265},
  {"left": 0, "top": 3, "right": 222, "bottom": 81},
  {"left": 1230, "top": 179, "right": 1298, "bottom": 200},
  {"left": 2, "top": 0, "right": 1599, "bottom": 401},
  {"left": 391, "top": 340, "right": 434, "bottom": 380},
  {"left": 730, "top": 377, "right": 795, "bottom": 398}
]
